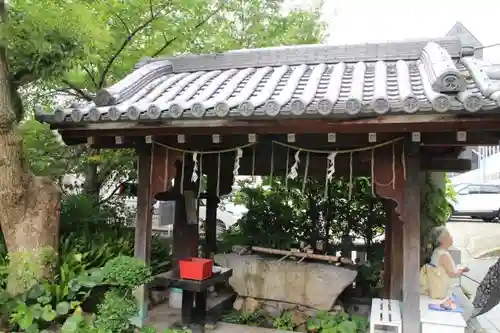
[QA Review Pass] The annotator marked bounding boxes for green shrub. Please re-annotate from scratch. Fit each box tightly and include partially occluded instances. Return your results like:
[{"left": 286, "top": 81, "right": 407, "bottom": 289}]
[
  {"left": 307, "top": 311, "right": 368, "bottom": 333},
  {"left": 6, "top": 263, "right": 102, "bottom": 332},
  {"left": 60, "top": 194, "right": 131, "bottom": 235},
  {"left": 95, "top": 289, "right": 138, "bottom": 333},
  {"left": 102, "top": 256, "right": 152, "bottom": 289},
  {"left": 59, "top": 194, "right": 171, "bottom": 275}
]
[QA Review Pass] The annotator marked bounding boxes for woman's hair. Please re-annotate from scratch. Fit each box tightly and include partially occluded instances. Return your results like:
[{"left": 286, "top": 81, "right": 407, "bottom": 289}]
[{"left": 429, "top": 226, "right": 449, "bottom": 249}]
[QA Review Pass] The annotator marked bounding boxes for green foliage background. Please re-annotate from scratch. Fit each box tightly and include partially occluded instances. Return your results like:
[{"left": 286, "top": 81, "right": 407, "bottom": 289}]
[{"left": 9, "top": 0, "right": 326, "bottom": 198}]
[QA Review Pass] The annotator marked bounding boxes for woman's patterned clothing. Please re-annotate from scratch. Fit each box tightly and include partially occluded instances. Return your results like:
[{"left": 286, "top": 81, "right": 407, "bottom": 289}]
[{"left": 472, "top": 257, "right": 500, "bottom": 313}]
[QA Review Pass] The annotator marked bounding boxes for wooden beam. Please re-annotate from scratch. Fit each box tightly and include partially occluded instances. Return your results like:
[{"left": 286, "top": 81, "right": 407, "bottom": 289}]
[
  {"left": 133, "top": 144, "right": 153, "bottom": 325},
  {"left": 56, "top": 114, "right": 500, "bottom": 139},
  {"left": 64, "top": 128, "right": 500, "bottom": 149},
  {"left": 401, "top": 141, "right": 421, "bottom": 333},
  {"left": 420, "top": 158, "right": 471, "bottom": 172}
]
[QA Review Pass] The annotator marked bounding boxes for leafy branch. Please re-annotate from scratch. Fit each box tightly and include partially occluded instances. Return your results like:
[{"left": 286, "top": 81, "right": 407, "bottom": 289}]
[
  {"left": 97, "top": 1, "right": 171, "bottom": 89},
  {"left": 98, "top": 177, "right": 134, "bottom": 206},
  {"left": 151, "top": 2, "right": 227, "bottom": 58},
  {"left": 61, "top": 79, "right": 93, "bottom": 101}
]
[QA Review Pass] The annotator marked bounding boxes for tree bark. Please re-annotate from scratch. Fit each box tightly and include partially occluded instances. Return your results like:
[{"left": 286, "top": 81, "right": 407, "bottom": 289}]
[
  {"left": 0, "top": 9, "right": 60, "bottom": 294},
  {"left": 83, "top": 160, "right": 101, "bottom": 197}
]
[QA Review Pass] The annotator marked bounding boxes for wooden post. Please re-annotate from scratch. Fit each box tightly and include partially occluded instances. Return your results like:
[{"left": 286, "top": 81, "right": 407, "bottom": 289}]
[
  {"left": 402, "top": 142, "right": 421, "bottom": 333},
  {"left": 383, "top": 200, "right": 404, "bottom": 300},
  {"left": 171, "top": 160, "right": 199, "bottom": 267},
  {"left": 383, "top": 202, "right": 392, "bottom": 298},
  {"left": 205, "top": 199, "right": 219, "bottom": 258},
  {"left": 390, "top": 208, "right": 403, "bottom": 300},
  {"left": 134, "top": 144, "right": 153, "bottom": 325},
  {"left": 204, "top": 169, "right": 219, "bottom": 258}
]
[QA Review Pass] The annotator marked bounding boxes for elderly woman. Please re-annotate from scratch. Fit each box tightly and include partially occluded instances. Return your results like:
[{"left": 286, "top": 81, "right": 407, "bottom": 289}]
[{"left": 429, "top": 226, "right": 484, "bottom": 333}]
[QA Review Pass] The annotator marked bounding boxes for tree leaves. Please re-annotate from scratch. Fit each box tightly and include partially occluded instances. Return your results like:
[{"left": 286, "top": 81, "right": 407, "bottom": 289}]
[
  {"left": 14, "top": 0, "right": 326, "bottom": 194},
  {"left": 20, "top": 119, "right": 75, "bottom": 179},
  {"left": 8, "top": 0, "right": 105, "bottom": 86}
]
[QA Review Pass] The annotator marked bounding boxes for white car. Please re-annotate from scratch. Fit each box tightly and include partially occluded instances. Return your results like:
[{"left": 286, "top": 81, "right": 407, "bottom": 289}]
[{"left": 451, "top": 183, "right": 500, "bottom": 222}]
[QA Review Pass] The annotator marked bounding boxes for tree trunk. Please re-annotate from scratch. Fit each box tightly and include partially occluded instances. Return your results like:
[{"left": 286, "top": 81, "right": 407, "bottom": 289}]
[
  {"left": 0, "top": 28, "right": 60, "bottom": 294},
  {"left": 83, "top": 148, "right": 101, "bottom": 197}
]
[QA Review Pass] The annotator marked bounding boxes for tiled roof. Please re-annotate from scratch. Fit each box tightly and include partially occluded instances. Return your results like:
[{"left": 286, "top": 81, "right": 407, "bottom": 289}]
[{"left": 37, "top": 37, "right": 500, "bottom": 125}]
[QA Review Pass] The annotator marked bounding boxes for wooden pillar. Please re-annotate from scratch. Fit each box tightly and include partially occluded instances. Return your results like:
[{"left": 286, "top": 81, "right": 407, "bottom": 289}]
[
  {"left": 374, "top": 141, "right": 420, "bottom": 329},
  {"left": 134, "top": 144, "right": 153, "bottom": 325},
  {"left": 383, "top": 200, "right": 403, "bottom": 300},
  {"left": 401, "top": 142, "right": 421, "bottom": 333},
  {"left": 374, "top": 143, "right": 405, "bottom": 302},
  {"left": 390, "top": 214, "right": 403, "bottom": 300},
  {"left": 204, "top": 170, "right": 219, "bottom": 258},
  {"left": 383, "top": 201, "right": 392, "bottom": 298},
  {"left": 171, "top": 160, "right": 199, "bottom": 267}
]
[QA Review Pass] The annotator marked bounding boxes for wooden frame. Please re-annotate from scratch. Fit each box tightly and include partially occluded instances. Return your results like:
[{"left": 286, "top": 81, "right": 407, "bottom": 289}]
[{"left": 104, "top": 118, "right": 497, "bottom": 327}]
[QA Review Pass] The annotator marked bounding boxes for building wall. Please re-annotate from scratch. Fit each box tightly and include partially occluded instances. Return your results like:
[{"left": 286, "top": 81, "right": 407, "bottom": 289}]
[{"left": 450, "top": 146, "right": 500, "bottom": 184}]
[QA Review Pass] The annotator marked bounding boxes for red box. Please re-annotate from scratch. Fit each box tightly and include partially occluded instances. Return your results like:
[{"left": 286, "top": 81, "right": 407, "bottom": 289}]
[{"left": 179, "top": 258, "right": 213, "bottom": 281}]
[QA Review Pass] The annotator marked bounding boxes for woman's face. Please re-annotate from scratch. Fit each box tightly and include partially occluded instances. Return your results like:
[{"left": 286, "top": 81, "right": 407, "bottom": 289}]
[{"left": 440, "top": 231, "right": 453, "bottom": 248}]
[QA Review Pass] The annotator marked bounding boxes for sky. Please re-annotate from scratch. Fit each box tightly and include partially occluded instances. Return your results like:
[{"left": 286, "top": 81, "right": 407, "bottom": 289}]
[{"left": 287, "top": 0, "right": 500, "bottom": 63}]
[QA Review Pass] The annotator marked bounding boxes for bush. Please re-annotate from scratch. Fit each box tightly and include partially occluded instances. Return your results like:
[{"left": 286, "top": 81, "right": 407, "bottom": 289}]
[
  {"left": 0, "top": 193, "right": 171, "bottom": 299},
  {"left": 102, "top": 256, "right": 152, "bottom": 289},
  {"left": 59, "top": 194, "right": 132, "bottom": 235},
  {"left": 224, "top": 177, "right": 386, "bottom": 252},
  {"left": 59, "top": 194, "right": 171, "bottom": 275},
  {"left": 2, "top": 254, "right": 153, "bottom": 333},
  {"left": 94, "top": 289, "right": 138, "bottom": 333}
]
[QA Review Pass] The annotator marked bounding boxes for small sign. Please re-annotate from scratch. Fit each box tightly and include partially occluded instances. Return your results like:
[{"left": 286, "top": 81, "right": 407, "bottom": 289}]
[
  {"left": 248, "top": 133, "right": 257, "bottom": 143},
  {"left": 145, "top": 135, "right": 153, "bottom": 144},
  {"left": 411, "top": 132, "right": 421, "bottom": 142},
  {"left": 287, "top": 133, "right": 296, "bottom": 143},
  {"left": 177, "top": 134, "right": 186, "bottom": 144},
  {"left": 368, "top": 133, "right": 377, "bottom": 143},
  {"left": 456, "top": 131, "right": 467, "bottom": 142},
  {"left": 212, "top": 134, "right": 221, "bottom": 144},
  {"left": 327, "top": 133, "right": 336, "bottom": 143},
  {"left": 115, "top": 136, "right": 124, "bottom": 145}
]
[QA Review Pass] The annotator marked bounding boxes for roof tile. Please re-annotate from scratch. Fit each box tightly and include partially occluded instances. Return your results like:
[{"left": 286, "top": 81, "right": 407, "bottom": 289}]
[{"left": 38, "top": 38, "right": 500, "bottom": 125}]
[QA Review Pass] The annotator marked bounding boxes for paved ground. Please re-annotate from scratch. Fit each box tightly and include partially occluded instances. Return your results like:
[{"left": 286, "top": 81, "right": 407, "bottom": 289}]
[{"left": 448, "top": 218, "right": 500, "bottom": 332}]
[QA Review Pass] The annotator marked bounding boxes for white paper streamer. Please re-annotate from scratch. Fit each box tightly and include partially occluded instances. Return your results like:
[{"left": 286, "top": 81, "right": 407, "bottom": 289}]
[
  {"left": 180, "top": 152, "right": 186, "bottom": 194},
  {"left": 326, "top": 152, "right": 337, "bottom": 181},
  {"left": 288, "top": 150, "right": 301, "bottom": 180},
  {"left": 198, "top": 154, "right": 204, "bottom": 198},
  {"left": 191, "top": 152, "right": 199, "bottom": 183},
  {"left": 301, "top": 152, "right": 310, "bottom": 194},
  {"left": 285, "top": 148, "right": 290, "bottom": 190},
  {"left": 233, "top": 148, "right": 243, "bottom": 177}
]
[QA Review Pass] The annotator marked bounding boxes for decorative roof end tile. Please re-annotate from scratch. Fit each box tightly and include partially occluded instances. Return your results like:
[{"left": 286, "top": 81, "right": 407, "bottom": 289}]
[
  {"left": 94, "top": 60, "right": 173, "bottom": 107},
  {"left": 420, "top": 42, "right": 466, "bottom": 92}
]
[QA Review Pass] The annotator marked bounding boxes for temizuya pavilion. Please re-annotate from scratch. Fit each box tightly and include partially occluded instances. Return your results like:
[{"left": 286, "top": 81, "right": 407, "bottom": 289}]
[{"left": 37, "top": 36, "right": 500, "bottom": 332}]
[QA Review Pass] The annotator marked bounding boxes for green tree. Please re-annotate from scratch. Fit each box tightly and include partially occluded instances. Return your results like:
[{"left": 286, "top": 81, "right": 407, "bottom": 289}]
[
  {"left": 228, "top": 176, "right": 386, "bottom": 253},
  {"left": 1, "top": 0, "right": 326, "bottom": 291},
  {"left": 19, "top": 120, "right": 75, "bottom": 181},
  {"left": 0, "top": 0, "right": 102, "bottom": 293},
  {"left": 27, "top": 0, "right": 326, "bottom": 197}
]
